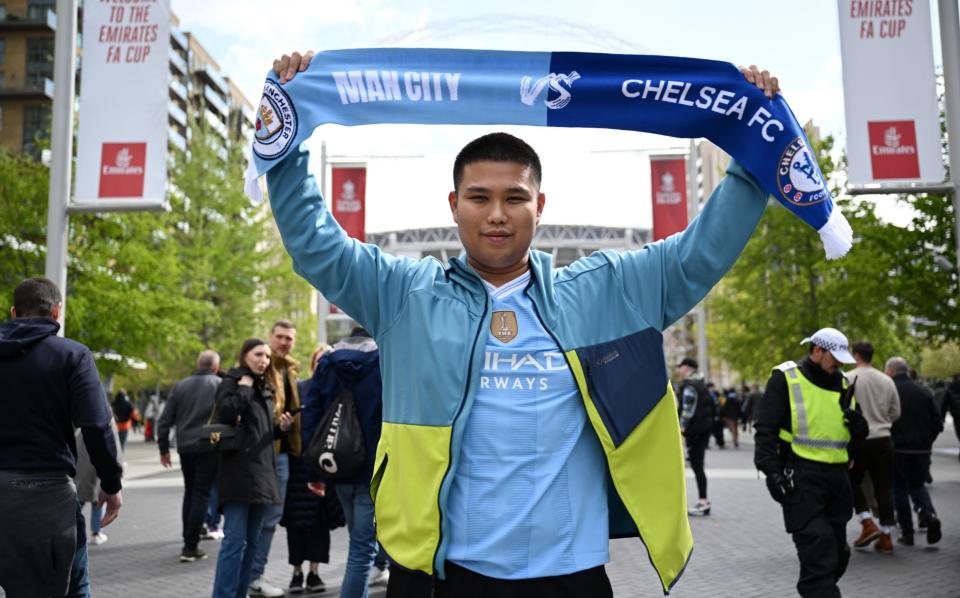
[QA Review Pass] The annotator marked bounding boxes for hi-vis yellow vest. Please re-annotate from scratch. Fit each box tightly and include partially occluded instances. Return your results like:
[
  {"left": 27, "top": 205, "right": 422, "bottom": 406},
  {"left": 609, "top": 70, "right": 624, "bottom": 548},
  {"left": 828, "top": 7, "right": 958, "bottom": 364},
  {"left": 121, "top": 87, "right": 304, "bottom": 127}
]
[{"left": 775, "top": 361, "right": 852, "bottom": 464}]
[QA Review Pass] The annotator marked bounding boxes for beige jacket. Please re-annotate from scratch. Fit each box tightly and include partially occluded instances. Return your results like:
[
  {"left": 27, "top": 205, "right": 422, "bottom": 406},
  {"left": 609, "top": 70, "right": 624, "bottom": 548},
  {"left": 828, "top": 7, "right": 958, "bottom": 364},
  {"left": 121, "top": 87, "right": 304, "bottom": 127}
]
[{"left": 845, "top": 366, "right": 900, "bottom": 439}]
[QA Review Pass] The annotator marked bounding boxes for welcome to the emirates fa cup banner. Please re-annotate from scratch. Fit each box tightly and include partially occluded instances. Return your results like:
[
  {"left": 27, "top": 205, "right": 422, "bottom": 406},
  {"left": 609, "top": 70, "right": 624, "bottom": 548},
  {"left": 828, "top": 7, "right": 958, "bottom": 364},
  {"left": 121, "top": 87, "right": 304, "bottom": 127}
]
[
  {"left": 246, "top": 48, "right": 853, "bottom": 259},
  {"left": 74, "top": 0, "right": 171, "bottom": 207}
]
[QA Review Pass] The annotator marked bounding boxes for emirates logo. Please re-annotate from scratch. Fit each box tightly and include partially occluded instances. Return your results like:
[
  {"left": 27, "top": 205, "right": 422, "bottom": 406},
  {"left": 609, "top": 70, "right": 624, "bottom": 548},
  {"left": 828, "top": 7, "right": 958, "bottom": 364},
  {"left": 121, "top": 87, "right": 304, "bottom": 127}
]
[
  {"left": 883, "top": 127, "right": 901, "bottom": 149},
  {"left": 116, "top": 148, "right": 133, "bottom": 168}
]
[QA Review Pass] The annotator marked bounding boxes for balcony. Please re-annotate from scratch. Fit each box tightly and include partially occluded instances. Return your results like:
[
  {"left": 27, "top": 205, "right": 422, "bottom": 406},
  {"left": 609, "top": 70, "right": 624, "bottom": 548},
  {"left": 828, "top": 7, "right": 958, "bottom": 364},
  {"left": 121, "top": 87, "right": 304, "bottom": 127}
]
[
  {"left": 169, "top": 128, "right": 187, "bottom": 153},
  {"left": 170, "top": 26, "right": 188, "bottom": 52},
  {"left": 0, "top": 8, "right": 56, "bottom": 31},
  {"left": 170, "top": 78, "right": 188, "bottom": 102},
  {"left": 204, "top": 109, "right": 227, "bottom": 139},
  {"left": 169, "top": 49, "right": 188, "bottom": 75},
  {"left": 168, "top": 101, "right": 187, "bottom": 127},
  {"left": 195, "top": 64, "right": 228, "bottom": 96},
  {"left": 203, "top": 86, "right": 229, "bottom": 117},
  {"left": 0, "top": 77, "right": 54, "bottom": 99}
]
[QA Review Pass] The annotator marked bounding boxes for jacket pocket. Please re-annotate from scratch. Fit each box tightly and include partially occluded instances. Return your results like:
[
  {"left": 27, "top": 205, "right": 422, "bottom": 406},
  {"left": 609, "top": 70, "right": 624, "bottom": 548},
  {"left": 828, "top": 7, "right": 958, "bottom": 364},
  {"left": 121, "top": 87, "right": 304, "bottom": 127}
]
[
  {"left": 577, "top": 328, "right": 668, "bottom": 448},
  {"left": 370, "top": 451, "right": 388, "bottom": 505}
]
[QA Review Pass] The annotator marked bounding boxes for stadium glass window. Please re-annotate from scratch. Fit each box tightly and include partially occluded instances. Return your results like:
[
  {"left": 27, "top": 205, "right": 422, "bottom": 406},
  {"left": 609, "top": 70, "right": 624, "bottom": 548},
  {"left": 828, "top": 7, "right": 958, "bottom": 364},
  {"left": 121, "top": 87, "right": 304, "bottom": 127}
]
[
  {"left": 0, "top": 38, "right": 5, "bottom": 65},
  {"left": 0, "top": 5, "right": 6, "bottom": 20},
  {"left": 25, "top": 37, "right": 54, "bottom": 88},
  {"left": 27, "top": 0, "right": 54, "bottom": 21}
]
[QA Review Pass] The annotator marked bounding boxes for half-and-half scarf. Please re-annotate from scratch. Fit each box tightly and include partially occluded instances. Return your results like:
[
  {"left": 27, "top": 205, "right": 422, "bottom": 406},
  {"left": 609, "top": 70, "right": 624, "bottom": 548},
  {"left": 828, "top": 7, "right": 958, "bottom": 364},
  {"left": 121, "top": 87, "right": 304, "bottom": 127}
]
[{"left": 247, "top": 48, "right": 852, "bottom": 259}]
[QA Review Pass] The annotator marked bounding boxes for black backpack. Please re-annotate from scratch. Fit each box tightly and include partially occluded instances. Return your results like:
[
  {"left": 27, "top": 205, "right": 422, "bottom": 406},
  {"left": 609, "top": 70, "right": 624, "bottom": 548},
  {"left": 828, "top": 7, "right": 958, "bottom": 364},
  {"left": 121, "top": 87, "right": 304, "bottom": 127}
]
[{"left": 303, "top": 387, "right": 367, "bottom": 479}]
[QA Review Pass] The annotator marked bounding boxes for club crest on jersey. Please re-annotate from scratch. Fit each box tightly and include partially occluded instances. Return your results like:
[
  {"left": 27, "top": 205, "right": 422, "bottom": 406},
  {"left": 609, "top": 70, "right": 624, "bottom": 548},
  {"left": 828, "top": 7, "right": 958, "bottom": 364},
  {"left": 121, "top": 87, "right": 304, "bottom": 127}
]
[
  {"left": 253, "top": 80, "right": 298, "bottom": 160},
  {"left": 777, "top": 137, "right": 828, "bottom": 206},
  {"left": 491, "top": 311, "right": 519, "bottom": 344}
]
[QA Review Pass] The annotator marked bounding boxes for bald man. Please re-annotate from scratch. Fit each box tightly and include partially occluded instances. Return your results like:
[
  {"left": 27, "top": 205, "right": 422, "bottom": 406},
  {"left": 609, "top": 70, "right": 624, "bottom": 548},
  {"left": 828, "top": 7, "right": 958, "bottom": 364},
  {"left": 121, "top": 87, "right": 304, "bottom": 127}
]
[{"left": 158, "top": 350, "right": 222, "bottom": 562}]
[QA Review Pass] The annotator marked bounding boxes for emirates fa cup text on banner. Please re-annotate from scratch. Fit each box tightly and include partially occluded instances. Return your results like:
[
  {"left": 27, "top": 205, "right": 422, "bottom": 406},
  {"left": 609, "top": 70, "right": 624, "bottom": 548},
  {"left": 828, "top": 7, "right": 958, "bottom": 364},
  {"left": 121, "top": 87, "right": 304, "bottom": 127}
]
[{"left": 74, "top": 0, "right": 171, "bottom": 207}]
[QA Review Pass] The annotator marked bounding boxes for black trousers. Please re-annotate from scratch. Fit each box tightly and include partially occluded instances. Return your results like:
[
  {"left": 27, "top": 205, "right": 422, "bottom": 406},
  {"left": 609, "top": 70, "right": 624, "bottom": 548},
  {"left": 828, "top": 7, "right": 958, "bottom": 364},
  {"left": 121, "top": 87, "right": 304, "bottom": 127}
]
[
  {"left": 179, "top": 450, "right": 218, "bottom": 550},
  {"left": 781, "top": 461, "right": 852, "bottom": 598},
  {"left": 287, "top": 525, "right": 331, "bottom": 566},
  {"left": 848, "top": 437, "right": 895, "bottom": 526},
  {"left": 386, "top": 561, "right": 613, "bottom": 598},
  {"left": 0, "top": 471, "right": 78, "bottom": 598},
  {"left": 685, "top": 432, "right": 710, "bottom": 499}
]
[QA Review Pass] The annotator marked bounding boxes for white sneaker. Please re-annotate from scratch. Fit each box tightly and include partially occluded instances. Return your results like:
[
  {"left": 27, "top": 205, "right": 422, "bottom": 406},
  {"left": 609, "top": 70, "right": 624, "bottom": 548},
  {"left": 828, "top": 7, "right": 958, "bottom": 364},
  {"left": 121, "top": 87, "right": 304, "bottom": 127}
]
[
  {"left": 248, "top": 577, "right": 285, "bottom": 598},
  {"left": 688, "top": 500, "right": 711, "bottom": 516},
  {"left": 201, "top": 527, "right": 224, "bottom": 540},
  {"left": 90, "top": 532, "right": 108, "bottom": 545},
  {"left": 368, "top": 567, "right": 390, "bottom": 587}
]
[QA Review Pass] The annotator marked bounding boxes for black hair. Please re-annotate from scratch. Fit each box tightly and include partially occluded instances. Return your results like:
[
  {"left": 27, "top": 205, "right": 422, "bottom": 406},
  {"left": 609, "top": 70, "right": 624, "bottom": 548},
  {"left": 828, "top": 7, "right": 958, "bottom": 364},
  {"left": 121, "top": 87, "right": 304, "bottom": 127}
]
[
  {"left": 13, "top": 277, "right": 62, "bottom": 318},
  {"left": 238, "top": 338, "right": 269, "bottom": 369},
  {"left": 852, "top": 341, "right": 874, "bottom": 363},
  {"left": 452, "top": 132, "right": 542, "bottom": 192}
]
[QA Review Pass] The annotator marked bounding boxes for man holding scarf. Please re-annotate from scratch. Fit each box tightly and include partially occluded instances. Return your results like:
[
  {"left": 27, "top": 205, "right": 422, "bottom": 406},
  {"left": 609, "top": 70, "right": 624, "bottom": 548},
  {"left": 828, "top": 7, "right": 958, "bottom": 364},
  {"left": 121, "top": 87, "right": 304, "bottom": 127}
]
[{"left": 269, "top": 51, "right": 777, "bottom": 597}]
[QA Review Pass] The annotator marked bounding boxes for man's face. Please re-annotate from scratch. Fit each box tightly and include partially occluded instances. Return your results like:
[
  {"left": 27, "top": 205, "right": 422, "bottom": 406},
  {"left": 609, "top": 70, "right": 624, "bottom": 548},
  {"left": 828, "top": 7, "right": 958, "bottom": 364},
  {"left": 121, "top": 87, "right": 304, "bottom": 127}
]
[
  {"left": 676, "top": 364, "right": 692, "bottom": 379},
  {"left": 811, "top": 346, "right": 840, "bottom": 374},
  {"left": 448, "top": 161, "right": 545, "bottom": 276},
  {"left": 269, "top": 326, "right": 296, "bottom": 358}
]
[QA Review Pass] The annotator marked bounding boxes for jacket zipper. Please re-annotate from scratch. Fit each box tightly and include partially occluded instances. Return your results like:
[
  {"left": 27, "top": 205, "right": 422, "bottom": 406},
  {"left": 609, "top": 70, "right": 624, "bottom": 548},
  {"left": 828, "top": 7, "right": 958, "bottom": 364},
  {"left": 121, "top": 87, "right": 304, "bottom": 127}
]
[{"left": 432, "top": 263, "right": 489, "bottom": 576}]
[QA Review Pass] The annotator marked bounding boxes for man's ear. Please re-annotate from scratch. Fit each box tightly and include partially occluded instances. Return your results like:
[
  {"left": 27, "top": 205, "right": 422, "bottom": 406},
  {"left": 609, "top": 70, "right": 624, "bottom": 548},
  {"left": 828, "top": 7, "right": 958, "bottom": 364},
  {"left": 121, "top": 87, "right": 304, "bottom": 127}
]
[
  {"left": 535, "top": 192, "right": 546, "bottom": 224},
  {"left": 9, "top": 306, "right": 15, "bottom": 319},
  {"left": 448, "top": 191, "right": 459, "bottom": 224},
  {"left": 51, "top": 303, "right": 62, "bottom": 322}
]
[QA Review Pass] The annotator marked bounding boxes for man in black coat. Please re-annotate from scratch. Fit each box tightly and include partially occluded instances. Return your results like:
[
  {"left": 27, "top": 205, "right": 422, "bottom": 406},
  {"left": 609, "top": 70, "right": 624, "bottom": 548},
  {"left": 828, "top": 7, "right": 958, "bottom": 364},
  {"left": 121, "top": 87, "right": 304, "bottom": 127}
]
[
  {"left": 886, "top": 356, "right": 943, "bottom": 546},
  {"left": 677, "top": 357, "right": 715, "bottom": 516},
  {"left": 0, "top": 277, "right": 123, "bottom": 597}
]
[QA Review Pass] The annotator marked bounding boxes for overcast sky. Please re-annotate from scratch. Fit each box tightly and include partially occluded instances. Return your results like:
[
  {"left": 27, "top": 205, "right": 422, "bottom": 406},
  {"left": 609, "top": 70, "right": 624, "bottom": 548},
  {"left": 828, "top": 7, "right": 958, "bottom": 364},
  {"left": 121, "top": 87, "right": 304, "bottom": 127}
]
[{"left": 170, "top": 0, "right": 949, "bottom": 232}]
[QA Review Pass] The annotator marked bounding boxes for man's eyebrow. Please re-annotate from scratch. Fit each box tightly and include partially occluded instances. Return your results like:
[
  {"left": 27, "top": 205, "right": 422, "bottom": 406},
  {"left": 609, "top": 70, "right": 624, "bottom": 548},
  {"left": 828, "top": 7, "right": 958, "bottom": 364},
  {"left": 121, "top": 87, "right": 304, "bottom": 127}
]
[{"left": 463, "top": 185, "right": 531, "bottom": 195}]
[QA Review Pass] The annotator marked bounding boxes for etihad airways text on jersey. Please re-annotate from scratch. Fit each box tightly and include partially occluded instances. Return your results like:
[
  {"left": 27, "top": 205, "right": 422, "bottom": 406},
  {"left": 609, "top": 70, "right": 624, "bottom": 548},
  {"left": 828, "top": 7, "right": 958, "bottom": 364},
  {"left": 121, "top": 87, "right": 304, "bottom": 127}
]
[{"left": 333, "top": 71, "right": 462, "bottom": 105}]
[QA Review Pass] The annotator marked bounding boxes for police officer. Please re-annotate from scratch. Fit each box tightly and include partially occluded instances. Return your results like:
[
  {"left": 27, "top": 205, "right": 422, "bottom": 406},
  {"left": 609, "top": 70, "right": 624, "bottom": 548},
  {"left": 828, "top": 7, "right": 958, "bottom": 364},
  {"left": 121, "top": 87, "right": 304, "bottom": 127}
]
[{"left": 754, "top": 328, "right": 867, "bottom": 598}]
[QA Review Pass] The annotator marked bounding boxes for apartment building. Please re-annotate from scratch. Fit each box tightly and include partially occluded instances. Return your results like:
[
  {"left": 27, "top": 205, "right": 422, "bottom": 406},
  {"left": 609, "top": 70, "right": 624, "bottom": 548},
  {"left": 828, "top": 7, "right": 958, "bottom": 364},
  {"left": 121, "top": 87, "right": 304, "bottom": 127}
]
[{"left": 0, "top": 1, "right": 253, "bottom": 156}]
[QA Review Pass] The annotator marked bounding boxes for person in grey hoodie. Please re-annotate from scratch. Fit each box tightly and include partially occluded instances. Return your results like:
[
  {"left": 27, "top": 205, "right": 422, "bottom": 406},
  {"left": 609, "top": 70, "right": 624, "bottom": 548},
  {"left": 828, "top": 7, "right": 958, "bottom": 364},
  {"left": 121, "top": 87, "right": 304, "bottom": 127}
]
[{"left": 158, "top": 350, "right": 222, "bottom": 562}]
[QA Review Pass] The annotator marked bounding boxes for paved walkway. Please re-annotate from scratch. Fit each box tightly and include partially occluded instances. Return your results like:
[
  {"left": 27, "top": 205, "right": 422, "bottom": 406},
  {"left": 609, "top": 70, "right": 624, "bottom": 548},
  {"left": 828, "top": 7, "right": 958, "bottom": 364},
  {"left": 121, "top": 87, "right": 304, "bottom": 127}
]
[{"left": 88, "top": 427, "right": 960, "bottom": 597}]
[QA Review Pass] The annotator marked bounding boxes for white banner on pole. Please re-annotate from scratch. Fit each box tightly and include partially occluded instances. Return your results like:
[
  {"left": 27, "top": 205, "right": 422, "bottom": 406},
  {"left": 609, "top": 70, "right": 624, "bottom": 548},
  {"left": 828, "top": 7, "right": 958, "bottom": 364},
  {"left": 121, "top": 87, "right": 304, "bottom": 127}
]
[
  {"left": 837, "top": 0, "right": 943, "bottom": 185},
  {"left": 73, "top": 0, "right": 170, "bottom": 207}
]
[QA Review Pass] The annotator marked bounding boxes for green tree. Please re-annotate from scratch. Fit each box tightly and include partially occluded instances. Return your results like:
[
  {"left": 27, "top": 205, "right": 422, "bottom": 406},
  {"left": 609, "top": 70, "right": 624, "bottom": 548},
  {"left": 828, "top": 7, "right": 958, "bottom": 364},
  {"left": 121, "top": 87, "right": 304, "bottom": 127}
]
[
  {"left": 0, "top": 150, "right": 49, "bottom": 301},
  {"left": 709, "top": 134, "right": 916, "bottom": 382}
]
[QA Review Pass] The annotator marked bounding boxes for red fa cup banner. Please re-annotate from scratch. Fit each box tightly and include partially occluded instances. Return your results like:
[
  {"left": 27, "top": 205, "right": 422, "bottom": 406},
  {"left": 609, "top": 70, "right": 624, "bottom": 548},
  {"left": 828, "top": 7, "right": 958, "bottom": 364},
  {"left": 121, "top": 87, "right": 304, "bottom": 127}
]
[
  {"left": 330, "top": 165, "right": 366, "bottom": 241},
  {"left": 74, "top": 0, "right": 170, "bottom": 207},
  {"left": 837, "top": 0, "right": 942, "bottom": 185},
  {"left": 650, "top": 156, "right": 688, "bottom": 241}
]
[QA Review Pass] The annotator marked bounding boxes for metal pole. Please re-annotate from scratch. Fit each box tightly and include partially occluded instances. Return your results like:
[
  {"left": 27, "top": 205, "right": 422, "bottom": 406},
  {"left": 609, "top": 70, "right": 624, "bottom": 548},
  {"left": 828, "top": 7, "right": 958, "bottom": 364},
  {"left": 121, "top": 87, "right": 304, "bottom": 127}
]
[
  {"left": 686, "top": 139, "right": 710, "bottom": 380},
  {"left": 44, "top": 0, "right": 77, "bottom": 332},
  {"left": 316, "top": 141, "right": 329, "bottom": 345},
  {"left": 940, "top": 0, "right": 960, "bottom": 273}
]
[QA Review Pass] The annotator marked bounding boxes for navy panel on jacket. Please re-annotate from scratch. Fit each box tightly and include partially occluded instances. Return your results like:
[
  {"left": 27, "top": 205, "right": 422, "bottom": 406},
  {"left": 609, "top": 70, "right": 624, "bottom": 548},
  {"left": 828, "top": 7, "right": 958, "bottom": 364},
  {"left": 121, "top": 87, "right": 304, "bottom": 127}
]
[{"left": 575, "top": 327, "right": 667, "bottom": 448}]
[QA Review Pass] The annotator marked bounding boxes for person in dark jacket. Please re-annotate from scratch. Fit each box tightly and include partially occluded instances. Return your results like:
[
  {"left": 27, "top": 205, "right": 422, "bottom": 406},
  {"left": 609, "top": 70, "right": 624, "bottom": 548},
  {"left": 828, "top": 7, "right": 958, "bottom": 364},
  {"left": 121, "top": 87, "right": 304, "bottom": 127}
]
[
  {"left": 157, "top": 350, "right": 222, "bottom": 563},
  {"left": 887, "top": 356, "right": 943, "bottom": 546},
  {"left": 302, "top": 328, "right": 382, "bottom": 598},
  {"left": 677, "top": 357, "right": 715, "bottom": 516},
  {"left": 0, "top": 277, "right": 123, "bottom": 598},
  {"left": 754, "top": 328, "right": 867, "bottom": 598},
  {"left": 281, "top": 344, "right": 334, "bottom": 594},
  {"left": 722, "top": 388, "right": 742, "bottom": 448},
  {"left": 211, "top": 339, "right": 295, "bottom": 598}
]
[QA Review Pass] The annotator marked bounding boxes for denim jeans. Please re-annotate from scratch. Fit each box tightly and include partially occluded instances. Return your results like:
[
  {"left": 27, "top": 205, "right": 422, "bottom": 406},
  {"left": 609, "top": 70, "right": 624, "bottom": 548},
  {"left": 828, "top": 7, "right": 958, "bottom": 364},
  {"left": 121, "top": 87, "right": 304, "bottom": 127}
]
[
  {"left": 88, "top": 502, "right": 104, "bottom": 535},
  {"left": 212, "top": 502, "right": 270, "bottom": 598},
  {"left": 374, "top": 544, "right": 389, "bottom": 570},
  {"left": 68, "top": 501, "right": 91, "bottom": 598},
  {"left": 893, "top": 452, "right": 936, "bottom": 535},
  {"left": 207, "top": 485, "right": 222, "bottom": 530},
  {"left": 249, "top": 452, "right": 289, "bottom": 581},
  {"left": 336, "top": 483, "right": 378, "bottom": 598}
]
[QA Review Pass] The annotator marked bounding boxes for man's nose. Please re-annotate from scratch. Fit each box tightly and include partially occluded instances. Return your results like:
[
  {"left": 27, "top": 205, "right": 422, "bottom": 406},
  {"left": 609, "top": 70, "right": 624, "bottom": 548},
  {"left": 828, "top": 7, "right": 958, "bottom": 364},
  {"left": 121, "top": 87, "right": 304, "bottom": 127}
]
[{"left": 487, "top": 200, "right": 507, "bottom": 223}]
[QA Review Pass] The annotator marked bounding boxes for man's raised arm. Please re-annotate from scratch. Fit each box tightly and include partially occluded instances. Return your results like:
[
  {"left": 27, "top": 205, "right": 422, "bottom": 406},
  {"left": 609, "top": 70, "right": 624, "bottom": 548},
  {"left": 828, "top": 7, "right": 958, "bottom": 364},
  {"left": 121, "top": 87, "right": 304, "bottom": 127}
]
[{"left": 265, "top": 52, "right": 420, "bottom": 337}]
